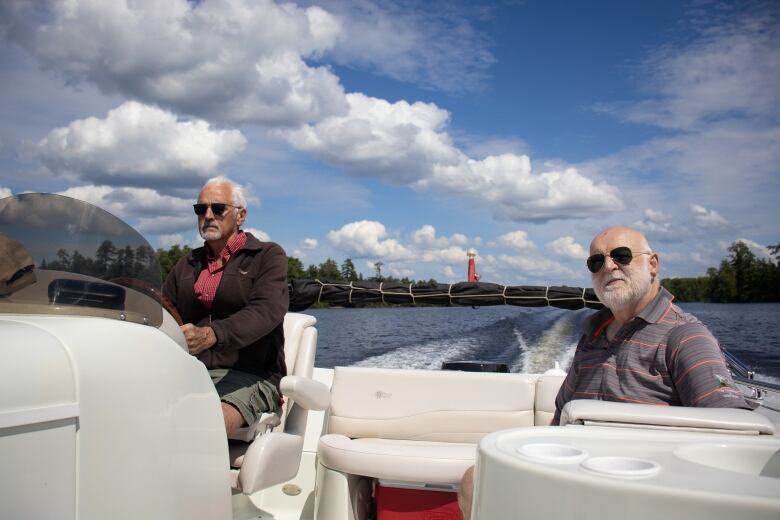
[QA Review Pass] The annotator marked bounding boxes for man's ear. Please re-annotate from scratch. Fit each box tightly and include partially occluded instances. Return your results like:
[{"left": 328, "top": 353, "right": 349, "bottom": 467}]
[
  {"left": 236, "top": 207, "right": 247, "bottom": 227},
  {"left": 649, "top": 252, "right": 660, "bottom": 278}
]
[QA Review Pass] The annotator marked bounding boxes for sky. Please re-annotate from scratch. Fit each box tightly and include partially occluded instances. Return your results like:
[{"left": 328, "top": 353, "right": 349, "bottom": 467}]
[{"left": 0, "top": 0, "right": 778, "bottom": 287}]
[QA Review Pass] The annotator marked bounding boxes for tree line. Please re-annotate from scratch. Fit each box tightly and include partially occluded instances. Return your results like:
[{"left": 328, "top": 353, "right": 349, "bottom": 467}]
[
  {"left": 164, "top": 247, "right": 438, "bottom": 285},
  {"left": 660, "top": 241, "right": 780, "bottom": 302}
]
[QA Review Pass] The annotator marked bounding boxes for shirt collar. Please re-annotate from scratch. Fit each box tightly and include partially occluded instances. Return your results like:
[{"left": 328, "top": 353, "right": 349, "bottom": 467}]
[
  {"left": 636, "top": 286, "right": 675, "bottom": 324},
  {"left": 224, "top": 230, "right": 246, "bottom": 256},
  {"left": 206, "top": 230, "right": 247, "bottom": 261}
]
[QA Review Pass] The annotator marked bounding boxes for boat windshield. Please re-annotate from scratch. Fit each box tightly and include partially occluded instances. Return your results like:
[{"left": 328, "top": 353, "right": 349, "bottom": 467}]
[{"left": 0, "top": 193, "right": 163, "bottom": 327}]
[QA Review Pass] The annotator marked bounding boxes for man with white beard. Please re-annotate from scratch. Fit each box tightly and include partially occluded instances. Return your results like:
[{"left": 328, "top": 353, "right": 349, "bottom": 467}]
[
  {"left": 550, "top": 226, "right": 749, "bottom": 424},
  {"left": 457, "top": 226, "right": 748, "bottom": 520}
]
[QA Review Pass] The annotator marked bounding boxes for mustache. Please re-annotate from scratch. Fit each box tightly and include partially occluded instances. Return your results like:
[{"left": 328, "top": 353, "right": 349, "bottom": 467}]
[{"left": 602, "top": 273, "right": 626, "bottom": 284}]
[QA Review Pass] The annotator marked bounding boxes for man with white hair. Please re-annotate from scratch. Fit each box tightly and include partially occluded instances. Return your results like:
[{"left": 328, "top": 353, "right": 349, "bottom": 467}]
[
  {"left": 458, "top": 226, "right": 748, "bottom": 520},
  {"left": 164, "top": 176, "right": 289, "bottom": 435}
]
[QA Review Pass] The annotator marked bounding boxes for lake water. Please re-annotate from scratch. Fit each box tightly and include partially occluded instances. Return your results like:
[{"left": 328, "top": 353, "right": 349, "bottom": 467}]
[{"left": 308, "top": 303, "right": 780, "bottom": 383}]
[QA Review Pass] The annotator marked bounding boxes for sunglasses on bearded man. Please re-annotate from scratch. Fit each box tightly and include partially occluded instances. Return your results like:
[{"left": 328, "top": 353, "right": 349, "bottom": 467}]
[
  {"left": 586, "top": 246, "right": 653, "bottom": 274},
  {"left": 192, "top": 202, "right": 241, "bottom": 216}
]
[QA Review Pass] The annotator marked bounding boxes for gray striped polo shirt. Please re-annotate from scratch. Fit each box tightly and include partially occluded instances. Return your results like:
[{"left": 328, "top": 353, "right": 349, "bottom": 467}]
[{"left": 552, "top": 287, "right": 749, "bottom": 425}]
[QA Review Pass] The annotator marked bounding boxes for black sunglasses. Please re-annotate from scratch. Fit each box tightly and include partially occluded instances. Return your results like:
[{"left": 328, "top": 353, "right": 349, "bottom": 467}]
[
  {"left": 192, "top": 202, "right": 240, "bottom": 216},
  {"left": 586, "top": 246, "right": 652, "bottom": 273}
]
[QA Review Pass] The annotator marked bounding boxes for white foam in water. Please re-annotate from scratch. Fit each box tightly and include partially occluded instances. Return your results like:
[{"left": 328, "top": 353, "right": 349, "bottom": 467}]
[
  {"left": 353, "top": 337, "right": 478, "bottom": 370},
  {"left": 513, "top": 329, "right": 531, "bottom": 373},
  {"left": 558, "top": 341, "right": 578, "bottom": 373},
  {"left": 520, "top": 312, "right": 578, "bottom": 373}
]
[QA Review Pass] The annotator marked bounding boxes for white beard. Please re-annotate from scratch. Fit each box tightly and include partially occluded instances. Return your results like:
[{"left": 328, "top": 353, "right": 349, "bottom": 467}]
[
  {"left": 594, "top": 262, "right": 652, "bottom": 311},
  {"left": 199, "top": 224, "right": 222, "bottom": 241}
]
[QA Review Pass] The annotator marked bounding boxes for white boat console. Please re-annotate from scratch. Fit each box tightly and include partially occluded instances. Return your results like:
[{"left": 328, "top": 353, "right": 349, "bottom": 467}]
[{"left": 472, "top": 404, "right": 780, "bottom": 520}]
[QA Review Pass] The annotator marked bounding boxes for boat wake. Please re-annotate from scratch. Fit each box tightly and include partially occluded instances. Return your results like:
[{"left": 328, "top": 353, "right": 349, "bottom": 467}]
[
  {"left": 517, "top": 311, "right": 582, "bottom": 373},
  {"left": 350, "top": 308, "right": 590, "bottom": 373}
]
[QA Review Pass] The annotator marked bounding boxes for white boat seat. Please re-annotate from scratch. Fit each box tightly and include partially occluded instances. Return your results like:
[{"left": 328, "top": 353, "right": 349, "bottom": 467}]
[
  {"left": 229, "top": 313, "right": 330, "bottom": 495},
  {"left": 560, "top": 399, "right": 776, "bottom": 435},
  {"left": 317, "top": 367, "right": 563, "bottom": 487},
  {"left": 319, "top": 436, "right": 476, "bottom": 484}
]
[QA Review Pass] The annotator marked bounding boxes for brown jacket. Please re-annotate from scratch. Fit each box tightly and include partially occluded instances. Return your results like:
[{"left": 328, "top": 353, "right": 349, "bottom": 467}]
[{"left": 163, "top": 233, "right": 289, "bottom": 388}]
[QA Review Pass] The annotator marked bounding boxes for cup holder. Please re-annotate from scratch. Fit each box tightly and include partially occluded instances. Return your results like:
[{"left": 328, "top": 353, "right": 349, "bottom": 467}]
[
  {"left": 516, "top": 443, "right": 589, "bottom": 464},
  {"left": 581, "top": 456, "right": 661, "bottom": 479}
]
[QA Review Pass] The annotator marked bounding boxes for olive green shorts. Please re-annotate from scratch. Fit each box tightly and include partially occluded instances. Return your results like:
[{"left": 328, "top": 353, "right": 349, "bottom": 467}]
[{"left": 209, "top": 368, "right": 281, "bottom": 426}]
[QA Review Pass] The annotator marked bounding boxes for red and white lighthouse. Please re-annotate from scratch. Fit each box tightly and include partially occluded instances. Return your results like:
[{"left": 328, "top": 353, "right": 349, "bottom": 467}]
[{"left": 467, "top": 248, "right": 480, "bottom": 282}]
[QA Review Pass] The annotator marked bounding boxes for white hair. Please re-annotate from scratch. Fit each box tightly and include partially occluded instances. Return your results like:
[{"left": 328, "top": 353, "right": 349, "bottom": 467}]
[{"left": 203, "top": 175, "right": 247, "bottom": 208}]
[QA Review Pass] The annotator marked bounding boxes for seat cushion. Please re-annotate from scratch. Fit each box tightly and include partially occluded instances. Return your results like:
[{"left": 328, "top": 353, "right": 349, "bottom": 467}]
[{"left": 318, "top": 434, "right": 476, "bottom": 484}]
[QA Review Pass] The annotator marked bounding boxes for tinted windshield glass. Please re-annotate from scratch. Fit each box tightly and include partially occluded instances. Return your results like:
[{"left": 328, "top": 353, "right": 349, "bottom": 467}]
[{"left": 0, "top": 193, "right": 163, "bottom": 326}]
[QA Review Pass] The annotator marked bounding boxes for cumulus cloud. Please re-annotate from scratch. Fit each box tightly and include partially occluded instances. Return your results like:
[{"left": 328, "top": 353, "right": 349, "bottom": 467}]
[
  {"left": 245, "top": 227, "right": 271, "bottom": 242},
  {"left": 3, "top": 1, "right": 624, "bottom": 223},
  {"left": 690, "top": 204, "right": 729, "bottom": 227},
  {"left": 291, "top": 238, "right": 317, "bottom": 259},
  {"left": 419, "top": 246, "right": 469, "bottom": 265},
  {"left": 1, "top": 0, "right": 347, "bottom": 125},
  {"left": 32, "top": 102, "right": 246, "bottom": 188},
  {"left": 548, "top": 236, "right": 587, "bottom": 260},
  {"left": 300, "top": 238, "right": 319, "bottom": 250},
  {"left": 287, "top": 93, "right": 623, "bottom": 221},
  {"left": 424, "top": 155, "right": 624, "bottom": 221},
  {"left": 327, "top": 220, "right": 474, "bottom": 269},
  {"left": 411, "top": 224, "right": 467, "bottom": 248},
  {"left": 735, "top": 238, "right": 773, "bottom": 260},
  {"left": 324, "top": 219, "right": 587, "bottom": 284},
  {"left": 285, "top": 93, "right": 459, "bottom": 183},
  {"left": 0, "top": 186, "right": 12, "bottom": 198},
  {"left": 327, "top": 220, "right": 413, "bottom": 260},
  {"left": 495, "top": 230, "right": 535, "bottom": 251}
]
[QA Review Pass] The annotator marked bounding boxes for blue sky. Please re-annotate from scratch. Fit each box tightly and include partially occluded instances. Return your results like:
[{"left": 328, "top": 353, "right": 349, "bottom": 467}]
[{"left": 1, "top": 0, "right": 778, "bottom": 287}]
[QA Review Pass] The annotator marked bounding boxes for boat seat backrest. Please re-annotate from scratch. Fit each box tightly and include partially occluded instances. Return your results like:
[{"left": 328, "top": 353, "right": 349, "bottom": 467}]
[
  {"left": 279, "top": 313, "right": 320, "bottom": 431},
  {"left": 283, "top": 313, "right": 317, "bottom": 379},
  {"left": 327, "top": 367, "right": 539, "bottom": 443}
]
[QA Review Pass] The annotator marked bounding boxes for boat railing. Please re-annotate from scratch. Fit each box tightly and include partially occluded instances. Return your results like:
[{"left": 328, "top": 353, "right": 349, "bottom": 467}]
[
  {"left": 724, "top": 348, "right": 780, "bottom": 411},
  {"left": 724, "top": 349, "right": 754, "bottom": 379}
]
